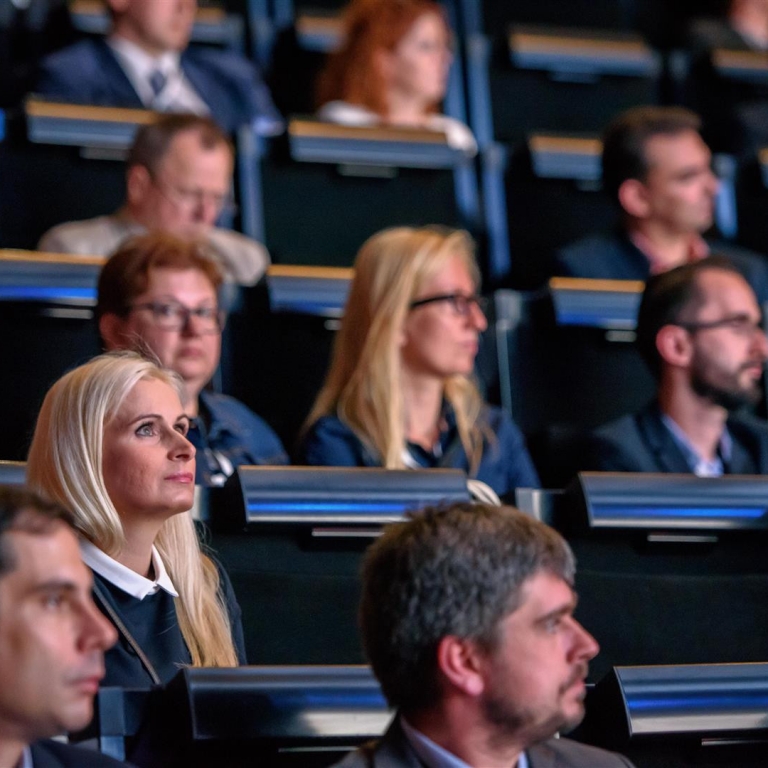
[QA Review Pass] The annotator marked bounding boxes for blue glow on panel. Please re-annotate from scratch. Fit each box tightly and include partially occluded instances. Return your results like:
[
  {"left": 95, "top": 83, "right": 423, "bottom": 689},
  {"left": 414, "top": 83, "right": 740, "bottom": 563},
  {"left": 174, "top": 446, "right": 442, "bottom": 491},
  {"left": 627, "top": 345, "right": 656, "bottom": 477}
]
[
  {"left": 628, "top": 693, "right": 768, "bottom": 712},
  {"left": 246, "top": 501, "right": 405, "bottom": 514},
  {"left": 271, "top": 691, "right": 386, "bottom": 709},
  {"left": 0, "top": 110, "right": 5, "bottom": 142},
  {"left": 556, "top": 311, "right": 634, "bottom": 328},
  {"left": 596, "top": 505, "right": 767, "bottom": 520},
  {"left": 0, "top": 286, "right": 96, "bottom": 301}
]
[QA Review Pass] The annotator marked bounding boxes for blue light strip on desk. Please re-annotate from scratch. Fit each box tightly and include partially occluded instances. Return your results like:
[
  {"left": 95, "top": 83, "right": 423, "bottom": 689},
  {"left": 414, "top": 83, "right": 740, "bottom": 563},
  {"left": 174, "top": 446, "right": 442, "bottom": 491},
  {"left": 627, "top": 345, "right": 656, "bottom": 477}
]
[
  {"left": 628, "top": 692, "right": 768, "bottom": 713},
  {"left": 0, "top": 286, "right": 96, "bottom": 301},
  {"left": 597, "top": 505, "right": 766, "bottom": 520},
  {"left": 246, "top": 501, "right": 407, "bottom": 514}
]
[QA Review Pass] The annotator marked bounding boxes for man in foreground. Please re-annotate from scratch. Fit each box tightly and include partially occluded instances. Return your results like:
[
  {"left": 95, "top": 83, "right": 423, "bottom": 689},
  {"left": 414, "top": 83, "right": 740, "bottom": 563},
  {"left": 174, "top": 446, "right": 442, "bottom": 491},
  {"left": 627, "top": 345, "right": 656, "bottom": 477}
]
[
  {"left": 0, "top": 486, "right": 124, "bottom": 767},
  {"left": 335, "top": 502, "right": 634, "bottom": 768}
]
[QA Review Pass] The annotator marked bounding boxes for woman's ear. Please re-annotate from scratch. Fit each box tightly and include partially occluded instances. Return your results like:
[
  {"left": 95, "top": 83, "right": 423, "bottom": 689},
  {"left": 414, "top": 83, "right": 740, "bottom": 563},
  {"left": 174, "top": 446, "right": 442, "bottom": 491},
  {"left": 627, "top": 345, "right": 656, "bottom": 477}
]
[{"left": 99, "top": 313, "right": 129, "bottom": 352}]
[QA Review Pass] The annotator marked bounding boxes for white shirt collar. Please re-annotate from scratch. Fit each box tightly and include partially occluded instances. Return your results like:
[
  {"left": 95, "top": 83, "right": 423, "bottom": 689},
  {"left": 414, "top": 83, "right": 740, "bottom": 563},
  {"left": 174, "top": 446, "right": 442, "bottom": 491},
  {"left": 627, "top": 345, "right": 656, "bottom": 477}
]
[
  {"left": 18, "top": 746, "right": 32, "bottom": 768},
  {"left": 80, "top": 538, "right": 179, "bottom": 600},
  {"left": 108, "top": 35, "right": 179, "bottom": 87},
  {"left": 106, "top": 35, "right": 209, "bottom": 115},
  {"left": 400, "top": 717, "right": 529, "bottom": 768}
]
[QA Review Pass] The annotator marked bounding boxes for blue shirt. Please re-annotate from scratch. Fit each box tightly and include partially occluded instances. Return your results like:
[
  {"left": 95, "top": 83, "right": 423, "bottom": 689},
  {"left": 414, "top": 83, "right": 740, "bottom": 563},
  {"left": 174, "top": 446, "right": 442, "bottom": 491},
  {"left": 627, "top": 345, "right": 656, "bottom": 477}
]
[
  {"left": 299, "top": 404, "right": 539, "bottom": 499},
  {"left": 660, "top": 414, "right": 733, "bottom": 477},
  {"left": 401, "top": 718, "right": 529, "bottom": 768},
  {"left": 188, "top": 390, "right": 288, "bottom": 487}
]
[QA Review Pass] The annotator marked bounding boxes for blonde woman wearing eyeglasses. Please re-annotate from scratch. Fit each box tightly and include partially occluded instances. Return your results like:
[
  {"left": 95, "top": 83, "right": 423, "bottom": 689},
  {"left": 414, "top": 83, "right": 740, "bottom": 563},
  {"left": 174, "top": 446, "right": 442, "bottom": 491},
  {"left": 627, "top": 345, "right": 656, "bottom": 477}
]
[
  {"left": 97, "top": 232, "right": 287, "bottom": 487},
  {"left": 298, "top": 226, "right": 539, "bottom": 500}
]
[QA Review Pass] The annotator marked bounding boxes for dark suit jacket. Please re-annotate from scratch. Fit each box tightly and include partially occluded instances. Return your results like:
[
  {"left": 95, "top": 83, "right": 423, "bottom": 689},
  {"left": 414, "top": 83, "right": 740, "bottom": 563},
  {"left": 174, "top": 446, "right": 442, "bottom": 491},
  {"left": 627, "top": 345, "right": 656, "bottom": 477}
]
[
  {"left": 35, "top": 38, "right": 280, "bottom": 133},
  {"left": 582, "top": 401, "right": 768, "bottom": 473},
  {"left": 332, "top": 717, "right": 635, "bottom": 768},
  {"left": 30, "top": 739, "right": 129, "bottom": 767},
  {"left": 554, "top": 231, "right": 768, "bottom": 305}
]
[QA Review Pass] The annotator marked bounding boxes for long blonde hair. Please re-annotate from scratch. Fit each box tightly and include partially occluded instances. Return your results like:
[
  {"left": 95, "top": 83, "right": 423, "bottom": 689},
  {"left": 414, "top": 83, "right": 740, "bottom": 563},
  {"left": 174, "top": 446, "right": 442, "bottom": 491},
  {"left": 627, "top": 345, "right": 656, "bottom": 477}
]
[
  {"left": 26, "top": 351, "right": 238, "bottom": 667},
  {"left": 305, "top": 226, "right": 486, "bottom": 471}
]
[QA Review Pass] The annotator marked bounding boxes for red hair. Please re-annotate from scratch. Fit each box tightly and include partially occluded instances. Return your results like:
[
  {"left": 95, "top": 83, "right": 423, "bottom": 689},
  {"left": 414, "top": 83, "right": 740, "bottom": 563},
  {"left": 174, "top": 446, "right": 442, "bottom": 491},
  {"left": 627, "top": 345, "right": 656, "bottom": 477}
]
[{"left": 316, "top": 0, "right": 449, "bottom": 117}]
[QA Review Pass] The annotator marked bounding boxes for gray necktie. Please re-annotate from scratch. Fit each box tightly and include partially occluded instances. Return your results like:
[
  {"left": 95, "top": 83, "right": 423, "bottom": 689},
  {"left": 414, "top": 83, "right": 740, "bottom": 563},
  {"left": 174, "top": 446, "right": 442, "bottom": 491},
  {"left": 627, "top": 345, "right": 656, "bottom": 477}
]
[{"left": 148, "top": 69, "right": 167, "bottom": 97}]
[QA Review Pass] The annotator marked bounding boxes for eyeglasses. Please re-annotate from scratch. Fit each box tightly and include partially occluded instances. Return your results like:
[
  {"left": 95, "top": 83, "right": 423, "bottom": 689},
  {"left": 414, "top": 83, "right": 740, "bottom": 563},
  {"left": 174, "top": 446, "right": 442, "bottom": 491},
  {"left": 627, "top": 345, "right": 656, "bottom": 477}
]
[
  {"left": 676, "top": 314, "right": 765, "bottom": 338},
  {"left": 409, "top": 292, "right": 488, "bottom": 317},
  {"left": 127, "top": 301, "right": 224, "bottom": 333},
  {"left": 150, "top": 174, "right": 236, "bottom": 217}
]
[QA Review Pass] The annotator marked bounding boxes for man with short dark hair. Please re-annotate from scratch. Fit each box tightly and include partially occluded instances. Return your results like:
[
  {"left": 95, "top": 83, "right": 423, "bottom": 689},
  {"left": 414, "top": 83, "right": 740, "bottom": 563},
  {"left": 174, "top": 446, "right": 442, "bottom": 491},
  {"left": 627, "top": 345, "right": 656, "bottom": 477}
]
[
  {"left": 35, "top": 0, "right": 280, "bottom": 135},
  {"left": 554, "top": 106, "right": 768, "bottom": 302},
  {"left": 38, "top": 113, "right": 269, "bottom": 286},
  {"left": 335, "top": 502, "right": 634, "bottom": 768},
  {"left": 0, "top": 485, "right": 124, "bottom": 767},
  {"left": 583, "top": 256, "right": 768, "bottom": 473}
]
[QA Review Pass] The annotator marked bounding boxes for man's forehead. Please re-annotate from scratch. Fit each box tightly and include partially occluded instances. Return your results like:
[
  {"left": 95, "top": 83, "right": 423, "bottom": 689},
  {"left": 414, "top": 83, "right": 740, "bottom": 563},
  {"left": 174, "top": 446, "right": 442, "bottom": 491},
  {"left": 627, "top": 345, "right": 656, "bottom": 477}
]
[
  {"left": 1, "top": 526, "right": 87, "bottom": 590},
  {"left": 510, "top": 570, "right": 575, "bottom": 617},
  {"left": 644, "top": 130, "right": 709, "bottom": 170},
  {"left": 163, "top": 131, "right": 232, "bottom": 170},
  {"left": 694, "top": 269, "right": 758, "bottom": 314}
]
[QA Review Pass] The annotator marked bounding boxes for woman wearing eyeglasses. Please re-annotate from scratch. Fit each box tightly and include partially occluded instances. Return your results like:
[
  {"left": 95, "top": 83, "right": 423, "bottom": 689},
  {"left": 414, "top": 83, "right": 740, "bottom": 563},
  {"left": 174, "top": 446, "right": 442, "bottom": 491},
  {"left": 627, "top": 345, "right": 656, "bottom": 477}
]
[
  {"left": 97, "top": 232, "right": 287, "bottom": 487},
  {"left": 298, "top": 226, "right": 539, "bottom": 499}
]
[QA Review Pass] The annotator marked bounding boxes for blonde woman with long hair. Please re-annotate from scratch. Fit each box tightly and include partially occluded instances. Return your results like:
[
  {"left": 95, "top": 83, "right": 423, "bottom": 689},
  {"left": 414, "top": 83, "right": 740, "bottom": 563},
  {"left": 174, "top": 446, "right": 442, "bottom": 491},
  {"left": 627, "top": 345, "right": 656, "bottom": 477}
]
[
  {"left": 299, "top": 226, "right": 538, "bottom": 499},
  {"left": 27, "top": 351, "right": 244, "bottom": 686}
]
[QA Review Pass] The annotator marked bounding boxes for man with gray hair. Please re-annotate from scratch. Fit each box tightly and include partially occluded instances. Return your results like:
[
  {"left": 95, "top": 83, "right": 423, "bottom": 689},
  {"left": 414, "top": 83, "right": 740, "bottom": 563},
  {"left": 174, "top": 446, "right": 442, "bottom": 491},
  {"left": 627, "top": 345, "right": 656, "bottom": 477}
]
[
  {"left": 335, "top": 502, "right": 634, "bottom": 768},
  {"left": 38, "top": 113, "right": 269, "bottom": 286}
]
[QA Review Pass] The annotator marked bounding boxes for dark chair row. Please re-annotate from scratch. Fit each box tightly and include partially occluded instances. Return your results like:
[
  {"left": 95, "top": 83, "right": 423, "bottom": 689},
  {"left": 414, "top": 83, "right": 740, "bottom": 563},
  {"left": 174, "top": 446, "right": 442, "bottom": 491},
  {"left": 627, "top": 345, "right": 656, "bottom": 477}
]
[{"left": 78, "top": 660, "right": 768, "bottom": 768}]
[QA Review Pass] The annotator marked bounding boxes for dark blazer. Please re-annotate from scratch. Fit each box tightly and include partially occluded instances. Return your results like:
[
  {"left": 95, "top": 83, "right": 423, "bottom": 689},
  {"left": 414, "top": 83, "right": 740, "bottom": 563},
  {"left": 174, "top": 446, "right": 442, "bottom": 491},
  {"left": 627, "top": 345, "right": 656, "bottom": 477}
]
[
  {"left": 582, "top": 401, "right": 768, "bottom": 473},
  {"left": 554, "top": 231, "right": 768, "bottom": 305},
  {"left": 299, "top": 405, "right": 540, "bottom": 499},
  {"left": 332, "top": 717, "right": 635, "bottom": 768},
  {"left": 30, "top": 739, "right": 130, "bottom": 767},
  {"left": 35, "top": 38, "right": 280, "bottom": 133}
]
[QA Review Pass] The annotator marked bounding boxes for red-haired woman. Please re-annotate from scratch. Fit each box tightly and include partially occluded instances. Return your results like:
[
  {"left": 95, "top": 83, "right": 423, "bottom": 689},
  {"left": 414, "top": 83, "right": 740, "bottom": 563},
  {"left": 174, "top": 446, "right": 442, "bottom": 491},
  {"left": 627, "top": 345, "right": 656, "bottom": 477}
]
[{"left": 316, "top": 0, "right": 476, "bottom": 154}]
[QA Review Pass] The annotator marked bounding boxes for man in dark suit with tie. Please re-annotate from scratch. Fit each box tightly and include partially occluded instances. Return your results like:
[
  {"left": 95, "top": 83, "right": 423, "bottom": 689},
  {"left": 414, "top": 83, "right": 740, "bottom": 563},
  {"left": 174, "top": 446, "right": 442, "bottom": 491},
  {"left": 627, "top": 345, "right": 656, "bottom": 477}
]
[
  {"left": 35, "top": 0, "right": 281, "bottom": 135},
  {"left": 0, "top": 486, "right": 127, "bottom": 768},
  {"left": 333, "top": 502, "right": 634, "bottom": 768},
  {"left": 583, "top": 256, "right": 768, "bottom": 474}
]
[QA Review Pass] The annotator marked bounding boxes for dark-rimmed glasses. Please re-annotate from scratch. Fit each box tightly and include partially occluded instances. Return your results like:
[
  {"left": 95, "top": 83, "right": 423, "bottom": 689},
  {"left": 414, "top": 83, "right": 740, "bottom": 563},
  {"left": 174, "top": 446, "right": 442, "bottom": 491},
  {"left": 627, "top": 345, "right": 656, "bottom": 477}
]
[
  {"left": 127, "top": 301, "right": 224, "bottom": 333},
  {"left": 409, "top": 292, "right": 488, "bottom": 317},
  {"left": 675, "top": 313, "right": 764, "bottom": 338}
]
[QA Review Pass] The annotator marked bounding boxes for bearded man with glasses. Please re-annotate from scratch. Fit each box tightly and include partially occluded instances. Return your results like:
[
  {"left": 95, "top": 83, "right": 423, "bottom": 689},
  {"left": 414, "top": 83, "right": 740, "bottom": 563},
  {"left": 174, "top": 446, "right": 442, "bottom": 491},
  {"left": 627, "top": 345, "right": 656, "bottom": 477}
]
[
  {"left": 582, "top": 255, "right": 768, "bottom": 475},
  {"left": 97, "top": 232, "right": 288, "bottom": 488}
]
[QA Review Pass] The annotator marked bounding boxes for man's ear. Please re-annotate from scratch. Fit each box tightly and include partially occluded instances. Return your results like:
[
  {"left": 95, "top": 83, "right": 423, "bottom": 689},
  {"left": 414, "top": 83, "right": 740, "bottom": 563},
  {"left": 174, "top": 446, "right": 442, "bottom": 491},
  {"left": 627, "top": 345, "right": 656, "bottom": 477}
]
[
  {"left": 126, "top": 165, "right": 152, "bottom": 208},
  {"left": 656, "top": 324, "right": 694, "bottom": 368},
  {"left": 617, "top": 178, "right": 651, "bottom": 219},
  {"left": 435, "top": 636, "right": 486, "bottom": 698},
  {"left": 99, "top": 313, "right": 129, "bottom": 352}
]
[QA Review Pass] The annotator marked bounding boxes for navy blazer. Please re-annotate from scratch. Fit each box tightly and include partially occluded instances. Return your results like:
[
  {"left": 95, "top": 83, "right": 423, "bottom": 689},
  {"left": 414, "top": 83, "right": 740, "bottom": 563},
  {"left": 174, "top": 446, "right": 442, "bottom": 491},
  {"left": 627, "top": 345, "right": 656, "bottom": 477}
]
[
  {"left": 555, "top": 231, "right": 768, "bottom": 305},
  {"left": 299, "top": 405, "right": 540, "bottom": 499},
  {"left": 332, "top": 717, "right": 635, "bottom": 768},
  {"left": 30, "top": 740, "right": 130, "bottom": 767},
  {"left": 35, "top": 38, "right": 281, "bottom": 133},
  {"left": 582, "top": 401, "right": 768, "bottom": 474}
]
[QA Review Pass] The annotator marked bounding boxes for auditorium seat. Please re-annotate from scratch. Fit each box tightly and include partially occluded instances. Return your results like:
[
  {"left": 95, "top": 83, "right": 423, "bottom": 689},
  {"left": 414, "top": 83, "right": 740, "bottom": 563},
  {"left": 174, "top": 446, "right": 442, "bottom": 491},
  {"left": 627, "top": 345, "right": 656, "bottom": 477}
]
[
  {"left": 518, "top": 474, "right": 768, "bottom": 683},
  {"left": 0, "top": 99, "right": 151, "bottom": 250},
  {"left": 207, "top": 465, "right": 471, "bottom": 665},
  {"left": 236, "top": 119, "right": 480, "bottom": 269}
]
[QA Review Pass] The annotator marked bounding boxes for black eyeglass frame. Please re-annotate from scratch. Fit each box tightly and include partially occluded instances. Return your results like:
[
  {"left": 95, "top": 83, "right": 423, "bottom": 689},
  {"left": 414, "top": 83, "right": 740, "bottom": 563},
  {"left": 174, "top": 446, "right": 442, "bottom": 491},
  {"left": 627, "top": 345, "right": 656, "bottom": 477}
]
[
  {"left": 409, "top": 292, "right": 488, "bottom": 316},
  {"left": 674, "top": 313, "right": 764, "bottom": 336},
  {"left": 126, "top": 301, "right": 226, "bottom": 333}
]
